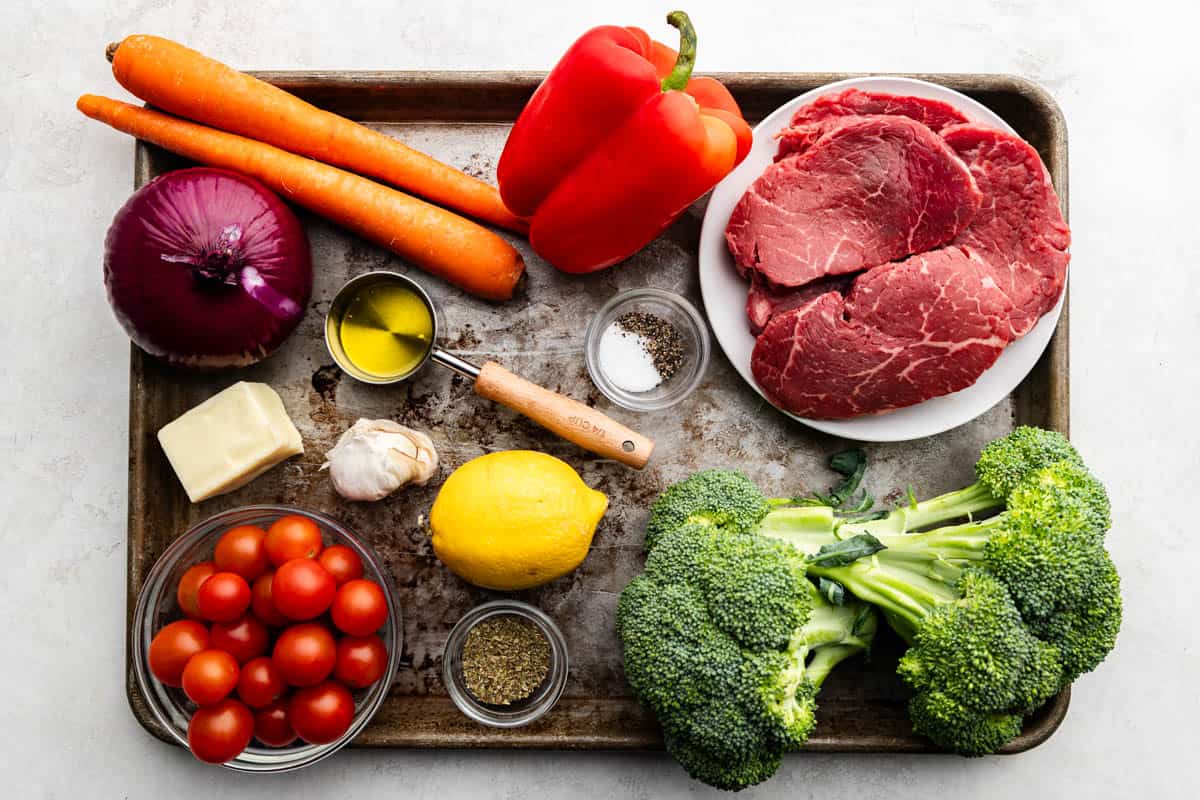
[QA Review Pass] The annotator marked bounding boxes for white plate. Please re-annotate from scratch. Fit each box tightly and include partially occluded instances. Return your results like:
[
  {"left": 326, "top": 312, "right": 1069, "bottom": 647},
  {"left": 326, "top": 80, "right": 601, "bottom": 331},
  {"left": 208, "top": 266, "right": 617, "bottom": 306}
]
[{"left": 699, "top": 76, "right": 1067, "bottom": 443}]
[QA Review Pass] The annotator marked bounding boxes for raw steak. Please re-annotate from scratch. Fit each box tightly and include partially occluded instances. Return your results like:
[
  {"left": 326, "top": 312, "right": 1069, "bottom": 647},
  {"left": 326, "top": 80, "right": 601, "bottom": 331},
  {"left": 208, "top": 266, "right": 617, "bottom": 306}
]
[
  {"left": 942, "top": 124, "right": 1070, "bottom": 337},
  {"left": 750, "top": 248, "right": 1015, "bottom": 419},
  {"left": 725, "top": 115, "right": 981, "bottom": 288},
  {"left": 793, "top": 88, "right": 970, "bottom": 131},
  {"left": 775, "top": 88, "right": 969, "bottom": 159},
  {"left": 746, "top": 273, "right": 855, "bottom": 335}
]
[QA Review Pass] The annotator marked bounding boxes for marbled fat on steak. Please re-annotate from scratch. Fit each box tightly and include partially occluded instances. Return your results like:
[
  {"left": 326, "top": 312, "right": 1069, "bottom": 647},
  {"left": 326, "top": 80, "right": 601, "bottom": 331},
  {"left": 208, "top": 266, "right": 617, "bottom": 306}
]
[{"left": 725, "top": 115, "right": 982, "bottom": 289}]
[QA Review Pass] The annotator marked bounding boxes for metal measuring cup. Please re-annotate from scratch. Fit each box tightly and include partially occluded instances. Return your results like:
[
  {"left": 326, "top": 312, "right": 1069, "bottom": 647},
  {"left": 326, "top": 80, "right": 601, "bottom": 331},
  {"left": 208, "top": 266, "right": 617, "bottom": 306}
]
[{"left": 325, "top": 271, "right": 654, "bottom": 469}]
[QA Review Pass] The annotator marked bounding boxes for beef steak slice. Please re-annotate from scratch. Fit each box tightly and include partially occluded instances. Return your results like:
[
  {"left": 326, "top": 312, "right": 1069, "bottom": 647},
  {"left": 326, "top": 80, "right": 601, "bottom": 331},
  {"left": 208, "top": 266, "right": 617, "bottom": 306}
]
[
  {"left": 942, "top": 124, "right": 1071, "bottom": 337},
  {"left": 776, "top": 89, "right": 969, "bottom": 159},
  {"left": 750, "top": 248, "right": 1014, "bottom": 419},
  {"left": 725, "top": 115, "right": 982, "bottom": 289}
]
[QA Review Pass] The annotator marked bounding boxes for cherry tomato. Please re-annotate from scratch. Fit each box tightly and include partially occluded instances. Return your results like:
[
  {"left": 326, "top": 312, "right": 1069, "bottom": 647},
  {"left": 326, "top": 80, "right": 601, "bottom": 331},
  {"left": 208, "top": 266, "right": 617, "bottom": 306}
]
[
  {"left": 273, "top": 559, "right": 336, "bottom": 621},
  {"left": 211, "top": 616, "right": 270, "bottom": 664},
  {"left": 289, "top": 681, "right": 355, "bottom": 745},
  {"left": 214, "top": 525, "right": 270, "bottom": 581},
  {"left": 182, "top": 649, "right": 240, "bottom": 706},
  {"left": 148, "top": 620, "right": 210, "bottom": 687},
  {"left": 334, "top": 635, "right": 389, "bottom": 689},
  {"left": 265, "top": 515, "right": 323, "bottom": 566},
  {"left": 331, "top": 579, "right": 388, "bottom": 636},
  {"left": 237, "top": 656, "right": 286, "bottom": 708},
  {"left": 250, "top": 571, "right": 288, "bottom": 627},
  {"left": 188, "top": 698, "right": 254, "bottom": 763},
  {"left": 253, "top": 699, "right": 297, "bottom": 747},
  {"left": 317, "top": 544, "right": 364, "bottom": 587},
  {"left": 272, "top": 623, "right": 336, "bottom": 686},
  {"left": 177, "top": 562, "right": 216, "bottom": 619},
  {"left": 196, "top": 572, "right": 251, "bottom": 623}
]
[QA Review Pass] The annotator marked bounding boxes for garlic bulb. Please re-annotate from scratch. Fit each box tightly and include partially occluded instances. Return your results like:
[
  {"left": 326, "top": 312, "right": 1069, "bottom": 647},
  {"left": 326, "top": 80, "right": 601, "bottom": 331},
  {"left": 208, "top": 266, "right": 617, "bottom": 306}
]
[{"left": 322, "top": 419, "right": 438, "bottom": 501}]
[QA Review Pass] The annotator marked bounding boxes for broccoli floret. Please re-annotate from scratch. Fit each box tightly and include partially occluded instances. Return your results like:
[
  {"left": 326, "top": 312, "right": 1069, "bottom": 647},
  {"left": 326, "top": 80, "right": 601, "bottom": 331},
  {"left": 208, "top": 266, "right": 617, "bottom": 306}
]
[
  {"left": 760, "top": 435, "right": 1121, "bottom": 693},
  {"left": 865, "top": 460, "right": 1118, "bottom": 688},
  {"left": 805, "top": 556, "right": 1062, "bottom": 755},
  {"left": 1029, "top": 552, "right": 1122, "bottom": 684},
  {"left": 982, "top": 461, "right": 1110, "bottom": 623},
  {"left": 975, "top": 426, "right": 1083, "bottom": 500},
  {"left": 741, "top": 649, "right": 819, "bottom": 749},
  {"left": 642, "top": 522, "right": 813, "bottom": 652},
  {"left": 1008, "top": 456, "right": 1111, "bottom": 533},
  {"left": 906, "top": 692, "right": 1023, "bottom": 757},
  {"left": 818, "top": 459, "right": 1113, "bottom": 635},
  {"left": 698, "top": 533, "right": 813, "bottom": 651},
  {"left": 617, "top": 577, "right": 745, "bottom": 744},
  {"left": 846, "top": 427, "right": 1084, "bottom": 536},
  {"left": 641, "top": 522, "right": 714, "bottom": 584},
  {"left": 644, "top": 469, "right": 771, "bottom": 550},
  {"left": 617, "top": 521, "right": 876, "bottom": 790},
  {"left": 894, "top": 569, "right": 1063, "bottom": 716},
  {"left": 664, "top": 733, "right": 782, "bottom": 793}
]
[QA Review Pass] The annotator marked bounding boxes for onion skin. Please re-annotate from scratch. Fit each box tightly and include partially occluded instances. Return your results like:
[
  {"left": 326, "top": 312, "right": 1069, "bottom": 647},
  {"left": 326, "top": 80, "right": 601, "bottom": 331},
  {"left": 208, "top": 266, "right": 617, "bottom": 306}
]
[{"left": 104, "top": 167, "right": 312, "bottom": 368}]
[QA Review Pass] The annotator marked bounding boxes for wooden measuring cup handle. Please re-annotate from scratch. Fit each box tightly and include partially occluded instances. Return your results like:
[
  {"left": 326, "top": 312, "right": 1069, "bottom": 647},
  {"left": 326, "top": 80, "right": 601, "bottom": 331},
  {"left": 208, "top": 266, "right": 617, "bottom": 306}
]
[{"left": 473, "top": 362, "right": 655, "bottom": 469}]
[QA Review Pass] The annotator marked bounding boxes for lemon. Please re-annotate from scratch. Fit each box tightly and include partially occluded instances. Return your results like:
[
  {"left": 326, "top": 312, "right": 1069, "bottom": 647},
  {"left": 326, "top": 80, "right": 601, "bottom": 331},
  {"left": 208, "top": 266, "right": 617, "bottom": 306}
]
[{"left": 430, "top": 450, "right": 608, "bottom": 590}]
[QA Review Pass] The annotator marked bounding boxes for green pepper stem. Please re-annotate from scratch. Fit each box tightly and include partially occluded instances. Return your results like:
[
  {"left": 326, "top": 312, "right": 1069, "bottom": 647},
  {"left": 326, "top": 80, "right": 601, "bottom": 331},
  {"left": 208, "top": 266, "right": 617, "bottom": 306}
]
[{"left": 660, "top": 11, "right": 697, "bottom": 92}]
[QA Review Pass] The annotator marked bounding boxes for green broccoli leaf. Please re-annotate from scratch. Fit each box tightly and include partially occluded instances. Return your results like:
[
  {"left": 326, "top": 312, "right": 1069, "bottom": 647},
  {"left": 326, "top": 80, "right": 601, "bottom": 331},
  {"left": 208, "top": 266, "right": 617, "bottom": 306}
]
[
  {"left": 808, "top": 534, "right": 886, "bottom": 568},
  {"left": 794, "top": 448, "right": 873, "bottom": 510},
  {"left": 829, "top": 448, "right": 866, "bottom": 478},
  {"left": 818, "top": 577, "right": 847, "bottom": 606},
  {"left": 844, "top": 492, "right": 875, "bottom": 514}
]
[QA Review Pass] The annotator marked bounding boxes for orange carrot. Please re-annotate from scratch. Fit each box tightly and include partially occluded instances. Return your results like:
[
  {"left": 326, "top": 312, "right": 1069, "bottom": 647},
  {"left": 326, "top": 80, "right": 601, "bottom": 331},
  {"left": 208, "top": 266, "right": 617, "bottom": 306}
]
[
  {"left": 107, "top": 35, "right": 528, "bottom": 235},
  {"left": 78, "top": 95, "right": 524, "bottom": 302}
]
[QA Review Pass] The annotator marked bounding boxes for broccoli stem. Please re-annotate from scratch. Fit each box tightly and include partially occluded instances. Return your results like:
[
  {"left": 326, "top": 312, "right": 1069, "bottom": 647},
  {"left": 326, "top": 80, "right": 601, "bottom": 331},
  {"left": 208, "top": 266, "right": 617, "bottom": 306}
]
[
  {"left": 800, "top": 600, "right": 870, "bottom": 649},
  {"left": 806, "top": 556, "right": 962, "bottom": 644},
  {"left": 843, "top": 482, "right": 1002, "bottom": 535},
  {"left": 806, "top": 643, "right": 866, "bottom": 687},
  {"left": 857, "top": 516, "right": 1001, "bottom": 563},
  {"left": 756, "top": 505, "right": 837, "bottom": 554},
  {"left": 790, "top": 591, "right": 877, "bottom": 688},
  {"left": 756, "top": 503, "right": 1001, "bottom": 567}
]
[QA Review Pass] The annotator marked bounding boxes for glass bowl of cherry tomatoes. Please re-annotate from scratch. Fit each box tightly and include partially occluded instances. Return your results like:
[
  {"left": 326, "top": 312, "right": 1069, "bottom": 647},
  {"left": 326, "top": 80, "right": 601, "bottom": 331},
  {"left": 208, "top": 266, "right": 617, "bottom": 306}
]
[{"left": 131, "top": 505, "right": 401, "bottom": 772}]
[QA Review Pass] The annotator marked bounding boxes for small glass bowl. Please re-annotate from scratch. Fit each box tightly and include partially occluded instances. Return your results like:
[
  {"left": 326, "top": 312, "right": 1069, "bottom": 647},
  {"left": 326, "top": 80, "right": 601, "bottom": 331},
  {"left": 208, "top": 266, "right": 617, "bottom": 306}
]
[
  {"left": 131, "top": 506, "right": 401, "bottom": 773},
  {"left": 442, "top": 600, "right": 569, "bottom": 728},
  {"left": 584, "top": 288, "right": 711, "bottom": 411}
]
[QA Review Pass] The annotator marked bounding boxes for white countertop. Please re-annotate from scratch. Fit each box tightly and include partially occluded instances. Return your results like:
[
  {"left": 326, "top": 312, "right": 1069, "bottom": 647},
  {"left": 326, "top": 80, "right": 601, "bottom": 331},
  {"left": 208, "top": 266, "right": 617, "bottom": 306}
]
[{"left": 4, "top": 0, "right": 1193, "bottom": 796}]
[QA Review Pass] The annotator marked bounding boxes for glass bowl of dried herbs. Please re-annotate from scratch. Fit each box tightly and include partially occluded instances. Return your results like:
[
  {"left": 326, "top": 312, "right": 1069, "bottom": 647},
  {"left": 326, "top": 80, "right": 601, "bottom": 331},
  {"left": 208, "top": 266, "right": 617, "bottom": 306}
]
[{"left": 441, "top": 599, "right": 569, "bottom": 727}]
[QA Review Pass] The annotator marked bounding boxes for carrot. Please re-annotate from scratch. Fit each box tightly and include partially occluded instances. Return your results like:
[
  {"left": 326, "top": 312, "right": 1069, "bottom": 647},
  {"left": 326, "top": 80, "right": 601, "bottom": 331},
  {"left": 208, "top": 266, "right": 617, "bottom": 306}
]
[
  {"left": 107, "top": 35, "right": 528, "bottom": 235},
  {"left": 78, "top": 95, "right": 524, "bottom": 302}
]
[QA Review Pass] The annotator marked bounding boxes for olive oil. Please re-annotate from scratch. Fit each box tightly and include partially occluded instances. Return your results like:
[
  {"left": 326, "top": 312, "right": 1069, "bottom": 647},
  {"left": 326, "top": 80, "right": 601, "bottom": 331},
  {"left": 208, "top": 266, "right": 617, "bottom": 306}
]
[{"left": 336, "top": 281, "right": 433, "bottom": 379}]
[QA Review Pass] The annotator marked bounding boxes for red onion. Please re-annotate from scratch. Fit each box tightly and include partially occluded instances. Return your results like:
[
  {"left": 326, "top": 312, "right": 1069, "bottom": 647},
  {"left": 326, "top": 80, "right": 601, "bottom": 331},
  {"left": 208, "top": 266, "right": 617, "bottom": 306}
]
[{"left": 104, "top": 167, "right": 312, "bottom": 368}]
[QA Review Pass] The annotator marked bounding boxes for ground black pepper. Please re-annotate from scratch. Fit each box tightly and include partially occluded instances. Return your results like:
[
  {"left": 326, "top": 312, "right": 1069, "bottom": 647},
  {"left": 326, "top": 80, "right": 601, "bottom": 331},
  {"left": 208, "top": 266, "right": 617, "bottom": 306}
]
[
  {"left": 616, "top": 312, "right": 684, "bottom": 382},
  {"left": 461, "top": 615, "right": 551, "bottom": 705}
]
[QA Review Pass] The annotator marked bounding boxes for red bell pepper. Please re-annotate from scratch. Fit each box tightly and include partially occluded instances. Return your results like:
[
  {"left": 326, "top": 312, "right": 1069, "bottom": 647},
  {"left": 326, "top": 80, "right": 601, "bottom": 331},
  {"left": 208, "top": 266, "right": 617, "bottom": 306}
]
[{"left": 497, "top": 11, "right": 753, "bottom": 274}]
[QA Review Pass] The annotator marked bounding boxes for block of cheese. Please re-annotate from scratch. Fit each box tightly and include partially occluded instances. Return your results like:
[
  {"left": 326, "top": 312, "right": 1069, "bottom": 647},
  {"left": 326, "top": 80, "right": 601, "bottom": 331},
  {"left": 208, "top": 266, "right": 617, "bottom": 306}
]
[{"left": 158, "top": 382, "right": 304, "bottom": 502}]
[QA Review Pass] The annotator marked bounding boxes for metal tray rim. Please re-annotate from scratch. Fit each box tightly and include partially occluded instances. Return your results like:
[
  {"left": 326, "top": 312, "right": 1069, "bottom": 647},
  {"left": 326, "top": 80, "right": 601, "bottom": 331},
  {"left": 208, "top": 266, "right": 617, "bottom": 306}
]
[{"left": 123, "top": 70, "right": 1070, "bottom": 754}]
